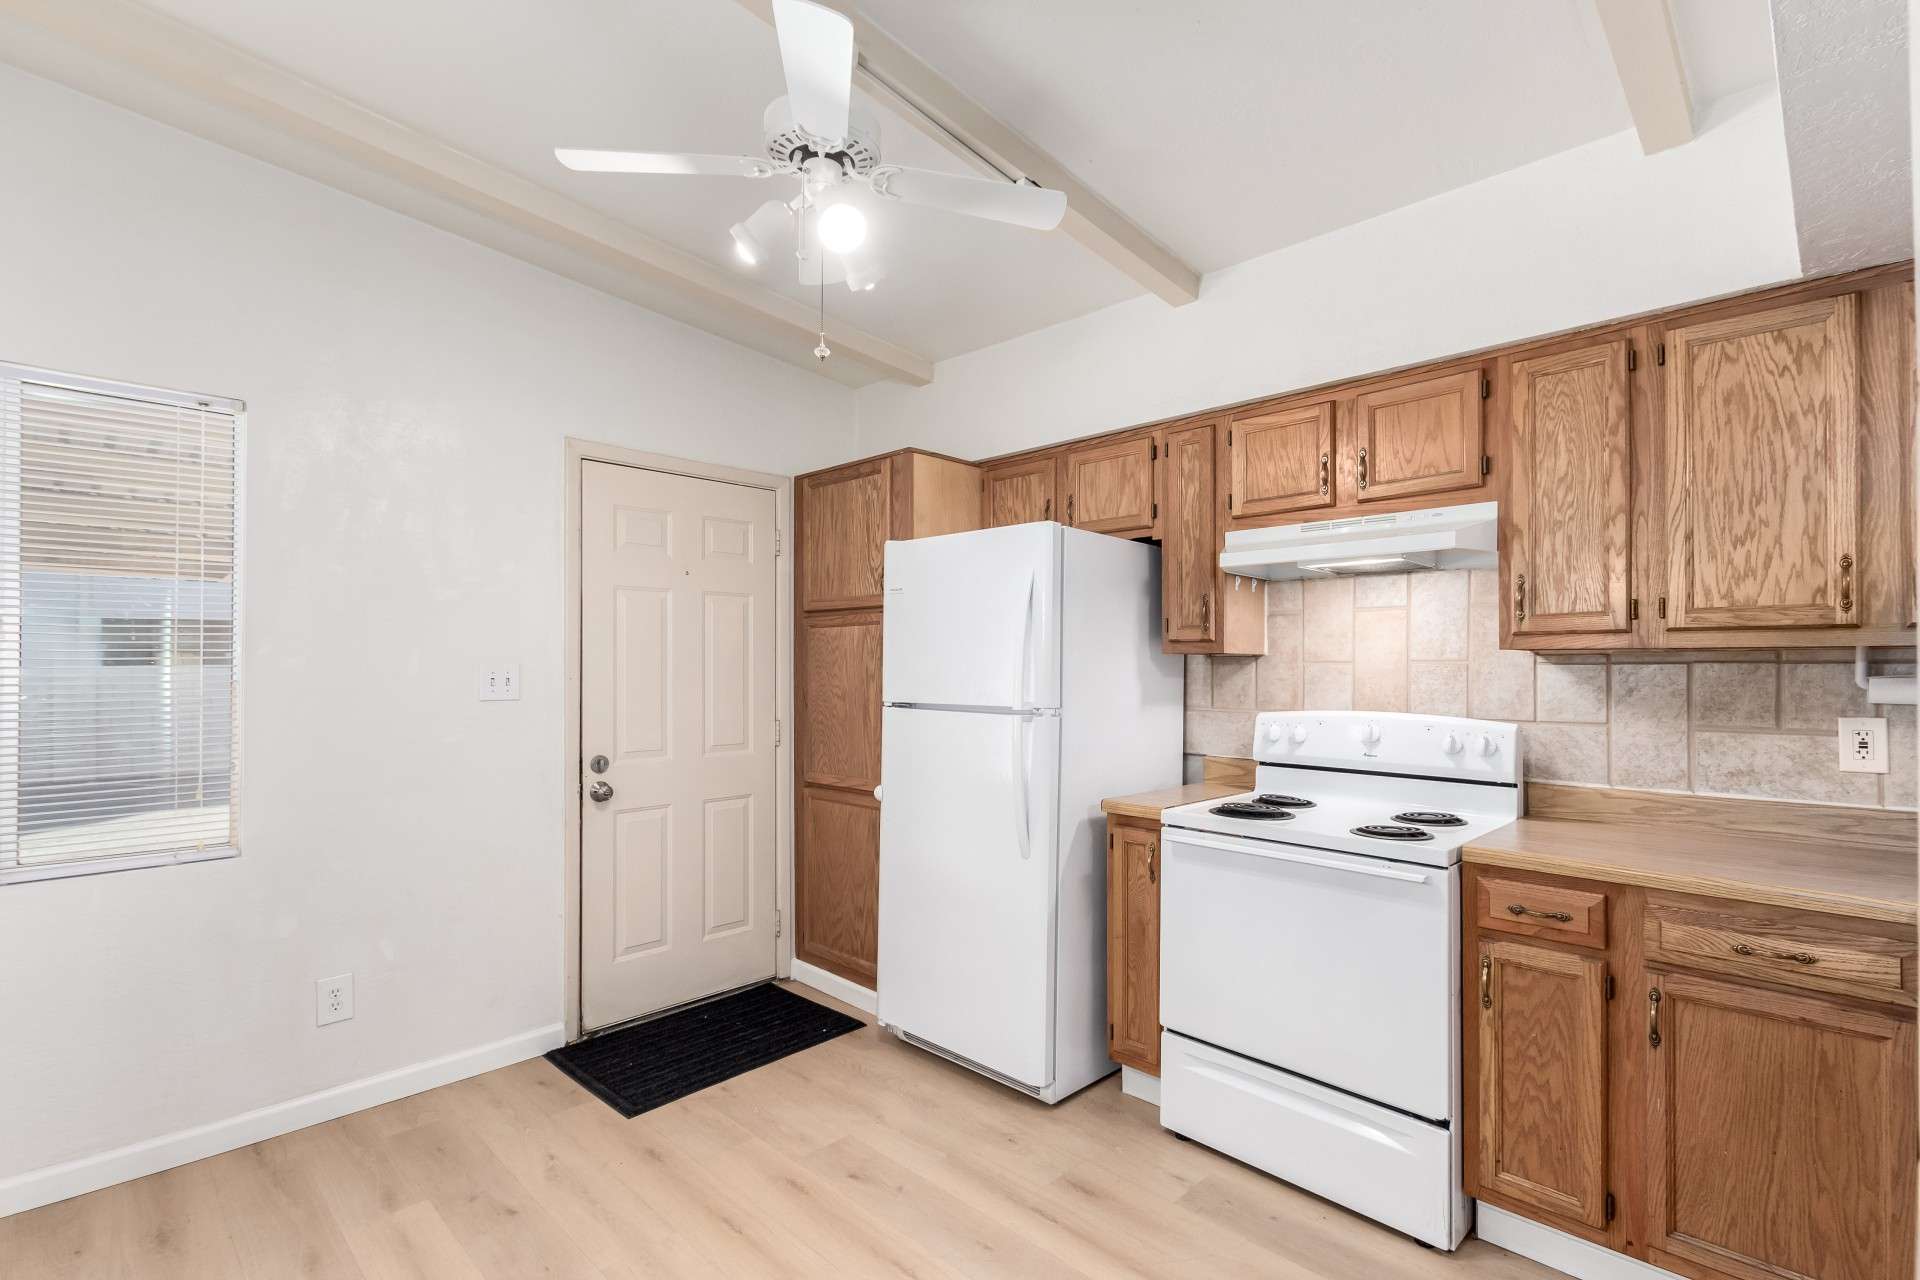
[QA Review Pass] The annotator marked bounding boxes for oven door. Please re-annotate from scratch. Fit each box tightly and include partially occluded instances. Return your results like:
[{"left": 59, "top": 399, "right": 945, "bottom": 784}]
[{"left": 1160, "top": 830, "right": 1457, "bottom": 1121}]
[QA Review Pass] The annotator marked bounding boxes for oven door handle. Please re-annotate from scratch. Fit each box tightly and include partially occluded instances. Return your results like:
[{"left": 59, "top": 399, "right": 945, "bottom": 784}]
[{"left": 1167, "top": 832, "right": 1431, "bottom": 884}]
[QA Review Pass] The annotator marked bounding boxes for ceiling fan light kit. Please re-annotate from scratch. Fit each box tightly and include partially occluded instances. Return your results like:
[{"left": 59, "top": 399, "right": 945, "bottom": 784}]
[{"left": 554, "top": 0, "right": 1068, "bottom": 361}]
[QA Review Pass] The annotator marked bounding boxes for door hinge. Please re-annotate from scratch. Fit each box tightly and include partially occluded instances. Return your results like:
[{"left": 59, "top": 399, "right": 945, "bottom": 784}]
[
  {"left": 1627, "top": 346, "right": 1637, "bottom": 372},
  {"left": 1605, "top": 1192, "right": 1616, "bottom": 1222},
  {"left": 1481, "top": 376, "right": 1491, "bottom": 400},
  {"left": 1480, "top": 455, "right": 1491, "bottom": 477},
  {"left": 1630, "top": 598, "right": 1640, "bottom": 621},
  {"left": 775, "top": 909, "right": 782, "bottom": 939},
  {"left": 773, "top": 718, "right": 782, "bottom": 746},
  {"left": 774, "top": 529, "right": 783, "bottom": 556},
  {"left": 1656, "top": 342, "right": 1667, "bottom": 366},
  {"left": 1606, "top": 973, "right": 1615, "bottom": 1000},
  {"left": 1658, "top": 595, "right": 1668, "bottom": 620}
]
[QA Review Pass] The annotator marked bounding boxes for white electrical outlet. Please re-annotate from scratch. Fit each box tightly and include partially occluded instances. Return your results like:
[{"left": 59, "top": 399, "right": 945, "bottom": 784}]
[
  {"left": 479, "top": 664, "right": 520, "bottom": 702},
  {"left": 317, "top": 973, "right": 354, "bottom": 1026},
  {"left": 1838, "top": 717, "right": 1889, "bottom": 774}
]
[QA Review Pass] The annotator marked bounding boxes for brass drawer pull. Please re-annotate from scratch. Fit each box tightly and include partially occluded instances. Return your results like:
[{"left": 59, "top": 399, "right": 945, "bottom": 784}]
[
  {"left": 1318, "top": 452, "right": 1330, "bottom": 496},
  {"left": 1839, "top": 554, "right": 1854, "bottom": 614},
  {"left": 1507, "top": 903, "right": 1572, "bottom": 923},
  {"left": 1731, "top": 942, "right": 1817, "bottom": 965},
  {"left": 1357, "top": 447, "right": 1369, "bottom": 490},
  {"left": 1148, "top": 842, "right": 1158, "bottom": 885},
  {"left": 1647, "top": 987, "right": 1662, "bottom": 1048},
  {"left": 1479, "top": 954, "right": 1492, "bottom": 1009},
  {"left": 1514, "top": 574, "right": 1527, "bottom": 625}
]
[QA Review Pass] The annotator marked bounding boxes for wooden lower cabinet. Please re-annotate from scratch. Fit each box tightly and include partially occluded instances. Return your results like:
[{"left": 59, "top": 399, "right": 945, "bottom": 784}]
[
  {"left": 796, "top": 785, "right": 879, "bottom": 986},
  {"left": 1464, "top": 865, "right": 1917, "bottom": 1279},
  {"left": 1106, "top": 815, "right": 1162, "bottom": 1074}
]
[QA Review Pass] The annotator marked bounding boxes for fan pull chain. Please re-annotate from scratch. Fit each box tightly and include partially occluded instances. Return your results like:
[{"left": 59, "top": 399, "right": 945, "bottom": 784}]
[{"left": 813, "top": 204, "right": 831, "bottom": 363}]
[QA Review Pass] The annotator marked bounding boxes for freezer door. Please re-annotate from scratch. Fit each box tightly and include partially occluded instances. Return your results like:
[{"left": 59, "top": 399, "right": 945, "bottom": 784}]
[
  {"left": 883, "top": 524, "right": 1061, "bottom": 710},
  {"left": 877, "top": 705, "right": 1060, "bottom": 1088}
]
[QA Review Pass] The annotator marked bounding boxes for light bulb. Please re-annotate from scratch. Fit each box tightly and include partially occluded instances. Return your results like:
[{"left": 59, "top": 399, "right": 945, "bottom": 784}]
[
  {"left": 728, "top": 222, "right": 761, "bottom": 267},
  {"left": 816, "top": 202, "right": 867, "bottom": 254}
]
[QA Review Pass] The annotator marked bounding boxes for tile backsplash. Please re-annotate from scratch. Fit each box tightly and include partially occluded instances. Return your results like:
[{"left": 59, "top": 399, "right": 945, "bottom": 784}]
[{"left": 1184, "top": 570, "right": 1917, "bottom": 810}]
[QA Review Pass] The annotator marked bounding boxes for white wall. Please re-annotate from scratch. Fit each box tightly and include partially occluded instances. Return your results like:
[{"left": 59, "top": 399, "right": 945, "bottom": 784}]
[
  {"left": 854, "top": 88, "right": 1804, "bottom": 458},
  {"left": 0, "top": 65, "right": 854, "bottom": 1204}
]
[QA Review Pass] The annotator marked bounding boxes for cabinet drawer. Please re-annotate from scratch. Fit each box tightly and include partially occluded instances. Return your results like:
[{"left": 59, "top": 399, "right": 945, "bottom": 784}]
[
  {"left": 1645, "top": 896, "right": 1916, "bottom": 1007},
  {"left": 1474, "top": 875, "right": 1607, "bottom": 949}
]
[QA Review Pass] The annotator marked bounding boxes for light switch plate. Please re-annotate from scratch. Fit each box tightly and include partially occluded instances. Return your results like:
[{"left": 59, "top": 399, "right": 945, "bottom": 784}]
[
  {"left": 1838, "top": 717, "right": 1889, "bottom": 774},
  {"left": 479, "top": 664, "right": 520, "bottom": 702}
]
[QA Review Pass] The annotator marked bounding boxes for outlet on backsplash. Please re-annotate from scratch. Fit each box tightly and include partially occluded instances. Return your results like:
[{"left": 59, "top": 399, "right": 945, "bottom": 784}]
[{"left": 1838, "top": 717, "right": 1889, "bottom": 774}]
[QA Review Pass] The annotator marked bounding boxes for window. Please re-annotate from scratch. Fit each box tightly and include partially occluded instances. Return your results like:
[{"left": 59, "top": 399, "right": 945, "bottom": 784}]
[{"left": 0, "top": 364, "right": 241, "bottom": 883}]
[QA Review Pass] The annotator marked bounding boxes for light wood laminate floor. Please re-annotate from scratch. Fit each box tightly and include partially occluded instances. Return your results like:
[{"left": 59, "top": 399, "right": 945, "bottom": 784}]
[{"left": 1, "top": 984, "right": 1559, "bottom": 1279}]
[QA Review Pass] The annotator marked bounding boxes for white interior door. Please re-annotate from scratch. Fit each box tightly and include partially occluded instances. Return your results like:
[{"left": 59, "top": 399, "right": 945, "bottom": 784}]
[
  {"left": 876, "top": 705, "right": 1059, "bottom": 1087},
  {"left": 581, "top": 461, "right": 778, "bottom": 1031}
]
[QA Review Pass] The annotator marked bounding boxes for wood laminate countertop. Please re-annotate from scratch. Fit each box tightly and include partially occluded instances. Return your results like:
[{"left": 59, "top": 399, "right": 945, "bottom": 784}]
[
  {"left": 1101, "top": 782, "right": 1242, "bottom": 822},
  {"left": 1466, "top": 818, "right": 1918, "bottom": 925}
]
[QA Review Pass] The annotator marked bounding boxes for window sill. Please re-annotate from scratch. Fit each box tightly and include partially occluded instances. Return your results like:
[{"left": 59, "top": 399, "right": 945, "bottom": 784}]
[{"left": 0, "top": 844, "right": 239, "bottom": 886}]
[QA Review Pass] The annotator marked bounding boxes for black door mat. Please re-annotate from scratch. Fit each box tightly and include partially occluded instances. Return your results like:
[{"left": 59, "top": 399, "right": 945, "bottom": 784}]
[{"left": 546, "top": 982, "right": 863, "bottom": 1118}]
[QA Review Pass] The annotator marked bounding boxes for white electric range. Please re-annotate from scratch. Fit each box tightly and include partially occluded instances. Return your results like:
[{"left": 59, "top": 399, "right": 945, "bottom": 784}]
[{"left": 1157, "top": 710, "right": 1522, "bottom": 1251}]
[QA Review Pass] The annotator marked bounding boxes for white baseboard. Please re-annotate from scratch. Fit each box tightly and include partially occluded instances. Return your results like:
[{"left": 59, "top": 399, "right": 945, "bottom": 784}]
[
  {"left": 1476, "top": 1204, "right": 1684, "bottom": 1280},
  {"left": 789, "top": 959, "right": 876, "bottom": 1014},
  {"left": 1120, "top": 1065, "right": 1161, "bottom": 1105},
  {"left": 0, "top": 1022, "right": 564, "bottom": 1220}
]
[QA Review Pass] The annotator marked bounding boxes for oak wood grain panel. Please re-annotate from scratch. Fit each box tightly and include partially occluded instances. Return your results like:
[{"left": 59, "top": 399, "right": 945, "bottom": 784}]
[
  {"left": 1227, "top": 402, "right": 1335, "bottom": 518},
  {"left": 1644, "top": 894, "right": 1916, "bottom": 1008},
  {"left": 981, "top": 455, "right": 1058, "bottom": 527},
  {"left": 1201, "top": 755, "right": 1259, "bottom": 787},
  {"left": 1506, "top": 341, "right": 1632, "bottom": 638},
  {"left": 1064, "top": 432, "right": 1159, "bottom": 536},
  {"left": 800, "top": 458, "right": 890, "bottom": 611},
  {"left": 1663, "top": 295, "right": 1860, "bottom": 632},
  {"left": 798, "top": 611, "right": 881, "bottom": 792},
  {"left": 1106, "top": 817, "right": 1162, "bottom": 1075},
  {"left": 1476, "top": 939, "right": 1609, "bottom": 1228},
  {"left": 1162, "top": 422, "right": 1218, "bottom": 644},
  {"left": 1645, "top": 970, "right": 1915, "bottom": 1280},
  {"left": 1476, "top": 875, "right": 1609, "bottom": 949},
  {"left": 1853, "top": 282, "right": 1916, "bottom": 631},
  {"left": 1525, "top": 781, "right": 1920, "bottom": 855},
  {"left": 796, "top": 786, "right": 879, "bottom": 985},
  {"left": 1351, "top": 368, "right": 1485, "bottom": 503},
  {"left": 907, "top": 454, "right": 984, "bottom": 539}
]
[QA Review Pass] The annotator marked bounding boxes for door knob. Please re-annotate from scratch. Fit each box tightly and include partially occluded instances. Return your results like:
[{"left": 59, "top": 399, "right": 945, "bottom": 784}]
[{"left": 588, "top": 781, "right": 613, "bottom": 802}]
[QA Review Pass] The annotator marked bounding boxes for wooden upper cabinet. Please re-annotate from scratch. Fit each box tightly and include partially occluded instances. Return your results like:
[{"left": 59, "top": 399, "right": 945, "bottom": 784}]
[
  {"left": 1162, "top": 423, "right": 1218, "bottom": 644},
  {"left": 1227, "top": 402, "right": 1334, "bottom": 518},
  {"left": 798, "top": 611, "right": 881, "bottom": 791},
  {"left": 1352, "top": 368, "right": 1486, "bottom": 503},
  {"left": 1663, "top": 295, "right": 1860, "bottom": 632},
  {"left": 1475, "top": 939, "right": 1609, "bottom": 1230},
  {"left": 1645, "top": 970, "right": 1915, "bottom": 1280},
  {"left": 982, "top": 455, "right": 1057, "bottom": 527},
  {"left": 1064, "top": 433, "right": 1158, "bottom": 537},
  {"left": 1506, "top": 341, "right": 1633, "bottom": 638},
  {"left": 800, "top": 458, "right": 889, "bottom": 611},
  {"left": 1107, "top": 818, "right": 1161, "bottom": 1074}
]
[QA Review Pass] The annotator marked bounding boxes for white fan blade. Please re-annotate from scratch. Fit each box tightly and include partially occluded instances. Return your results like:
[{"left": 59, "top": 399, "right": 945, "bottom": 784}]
[
  {"left": 555, "top": 149, "right": 771, "bottom": 177},
  {"left": 869, "top": 167, "right": 1067, "bottom": 231},
  {"left": 772, "top": 0, "right": 853, "bottom": 143}
]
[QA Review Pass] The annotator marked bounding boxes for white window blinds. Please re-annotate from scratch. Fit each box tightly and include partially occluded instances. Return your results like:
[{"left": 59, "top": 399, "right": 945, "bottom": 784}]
[{"left": 0, "top": 365, "right": 241, "bottom": 883}]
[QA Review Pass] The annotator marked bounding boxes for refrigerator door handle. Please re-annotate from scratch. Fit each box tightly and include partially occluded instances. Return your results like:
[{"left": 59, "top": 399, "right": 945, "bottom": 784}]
[
  {"left": 1012, "top": 714, "right": 1032, "bottom": 860},
  {"left": 1014, "top": 569, "right": 1035, "bottom": 710}
]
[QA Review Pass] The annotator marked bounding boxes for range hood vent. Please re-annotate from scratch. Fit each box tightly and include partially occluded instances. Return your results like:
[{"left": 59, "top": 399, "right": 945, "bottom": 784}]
[{"left": 1220, "top": 501, "right": 1498, "bottom": 581}]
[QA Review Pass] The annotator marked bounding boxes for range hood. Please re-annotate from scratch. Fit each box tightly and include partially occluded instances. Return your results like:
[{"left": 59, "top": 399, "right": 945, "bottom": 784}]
[{"left": 1220, "top": 501, "right": 1498, "bottom": 580}]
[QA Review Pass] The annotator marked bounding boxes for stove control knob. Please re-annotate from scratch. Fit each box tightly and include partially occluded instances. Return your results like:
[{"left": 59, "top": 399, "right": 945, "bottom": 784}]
[
  {"left": 1288, "top": 724, "right": 1309, "bottom": 746},
  {"left": 1442, "top": 732, "right": 1464, "bottom": 756},
  {"left": 1476, "top": 733, "right": 1499, "bottom": 758},
  {"left": 1265, "top": 722, "right": 1284, "bottom": 745},
  {"left": 1359, "top": 722, "right": 1382, "bottom": 747}
]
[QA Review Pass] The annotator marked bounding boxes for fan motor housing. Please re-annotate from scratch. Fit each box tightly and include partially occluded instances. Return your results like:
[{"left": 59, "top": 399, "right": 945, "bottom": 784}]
[{"left": 763, "top": 96, "right": 879, "bottom": 174}]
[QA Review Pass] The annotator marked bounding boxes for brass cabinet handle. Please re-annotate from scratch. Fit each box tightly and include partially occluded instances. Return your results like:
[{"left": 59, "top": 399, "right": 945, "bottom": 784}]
[
  {"left": 1148, "top": 842, "right": 1158, "bottom": 885},
  {"left": 1731, "top": 942, "right": 1817, "bottom": 965},
  {"left": 1067, "top": 493, "right": 1075, "bottom": 525},
  {"left": 1318, "top": 452, "right": 1330, "bottom": 496},
  {"left": 1043, "top": 496, "right": 1051, "bottom": 520},
  {"left": 1479, "top": 954, "right": 1492, "bottom": 1009},
  {"left": 1840, "top": 554, "right": 1854, "bottom": 614},
  {"left": 1507, "top": 903, "right": 1572, "bottom": 923},
  {"left": 1357, "top": 447, "right": 1369, "bottom": 490},
  {"left": 1648, "top": 987, "right": 1662, "bottom": 1048},
  {"left": 1200, "top": 593, "right": 1211, "bottom": 629},
  {"left": 1514, "top": 574, "right": 1527, "bottom": 625}
]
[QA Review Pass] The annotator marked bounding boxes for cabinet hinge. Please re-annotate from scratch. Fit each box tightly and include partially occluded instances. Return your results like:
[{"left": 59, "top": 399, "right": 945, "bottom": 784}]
[
  {"left": 1109, "top": 1021, "right": 1115, "bottom": 1041},
  {"left": 1479, "top": 455, "right": 1491, "bottom": 478},
  {"left": 1658, "top": 595, "right": 1668, "bottom": 620},
  {"left": 1656, "top": 342, "right": 1667, "bottom": 366},
  {"left": 1226, "top": 429, "right": 1233, "bottom": 446},
  {"left": 1152, "top": 501, "right": 1158, "bottom": 520},
  {"left": 1481, "top": 376, "right": 1491, "bottom": 400},
  {"left": 1605, "top": 1192, "right": 1616, "bottom": 1222},
  {"left": 1627, "top": 346, "right": 1637, "bottom": 372},
  {"left": 1605, "top": 974, "right": 1615, "bottom": 1000},
  {"left": 773, "top": 718, "right": 782, "bottom": 746},
  {"left": 1629, "top": 598, "right": 1640, "bottom": 621},
  {"left": 1150, "top": 442, "right": 1158, "bottom": 461},
  {"left": 1227, "top": 491, "right": 1233, "bottom": 510}
]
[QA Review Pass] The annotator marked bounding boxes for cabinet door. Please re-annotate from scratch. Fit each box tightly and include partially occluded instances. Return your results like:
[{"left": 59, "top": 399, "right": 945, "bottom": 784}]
[
  {"left": 1476, "top": 939, "right": 1609, "bottom": 1228},
  {"left": 1227, "top": 402, "right": 1334, "bottom": 518},
  {"left": 796, "top": 786, "right": 879, "bottom": 986},
  {"left": 798, "top": 611, "right": 881, "bottom": 791},
  {"left": 1645, "top": 970, "right": 1914, "bottom": 1280},
  {"left": 1162, "top": 423, "right": 1219, "bottom": 644},
  {"left": 1352, "top": 369, "right": 1485, "bottom": 503},
  {"left": 1107, "top": 820, "right": 1161, "bottom": 1074},
  {"left": 1507, "top": 342, "right": 1633, "bottom": 637},
  {"left": 801, "top": 458, "right": 890, "bottom": 611},
  {"left": 982, "top": 456, "right": 1057, "bottom": 527},
  {"left": 1065, "top": 434, "right": 1157, "bottom": 536},
  {"left": 1663, "top": 296, "right": 1860, "bottom": 631}
]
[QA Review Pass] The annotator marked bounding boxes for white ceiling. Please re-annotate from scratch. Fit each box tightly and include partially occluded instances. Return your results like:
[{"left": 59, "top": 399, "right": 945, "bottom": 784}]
[{"left": 132, "top": 0, "right": 1778, "bottom": 363}]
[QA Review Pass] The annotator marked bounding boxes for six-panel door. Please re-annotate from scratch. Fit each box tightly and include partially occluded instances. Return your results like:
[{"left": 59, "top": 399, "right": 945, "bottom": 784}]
[
  {"left": 1645, "top": 970, "right": 1915, "bottom": 1280},
  {"left": 1662, "top": 296, "right": 1860, "bottom": 632},
  {"left": 1352, "top": 369, "right": 1486, "bottom": 503},
  {"left": 982, "top": 456, "right": 1057, "bottom": 527},
  {"left": 1476, "top": 938, "right": 1609, "bottom": 1229},
  {"left": 1064, "top": 433, "right": 1158, "bottom": 536},
  {"left": 1107, "top": 818, "right": 1161, "bottom": 1074},
  {"left": 1227, "top": 402, "right": 1335, "bottom": 518},
  {"left": 1506, "top": 341, "right": 1634, "bottom": 638}
]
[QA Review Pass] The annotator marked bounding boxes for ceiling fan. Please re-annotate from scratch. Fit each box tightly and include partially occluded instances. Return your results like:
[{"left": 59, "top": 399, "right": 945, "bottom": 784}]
[{"left": 555, "top": 0, "right": 1068, "bottom": 361}]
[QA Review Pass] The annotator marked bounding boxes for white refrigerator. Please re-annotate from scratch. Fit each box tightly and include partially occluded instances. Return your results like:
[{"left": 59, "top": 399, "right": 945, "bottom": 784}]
[{"left": 876, "top": 522, "right": 1182, "bottom": 1103}]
